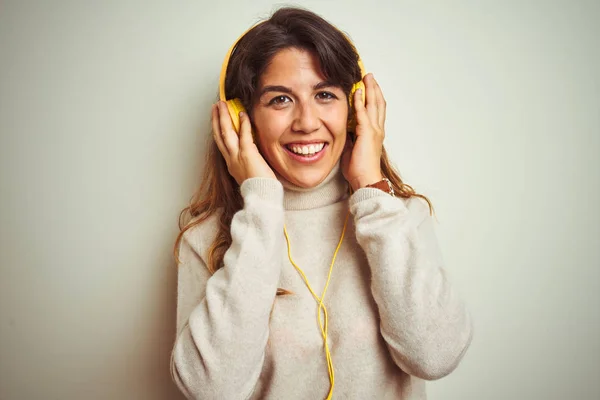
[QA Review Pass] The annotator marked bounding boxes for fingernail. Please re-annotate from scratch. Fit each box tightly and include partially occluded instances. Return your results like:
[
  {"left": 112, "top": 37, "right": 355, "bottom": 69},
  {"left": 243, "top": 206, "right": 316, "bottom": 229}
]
[
  {"left": 357, "top": 89, "right": 363, "bottom": 95},
  {"left": 239, "top": 111, "right": 245, "bottom": 117}
]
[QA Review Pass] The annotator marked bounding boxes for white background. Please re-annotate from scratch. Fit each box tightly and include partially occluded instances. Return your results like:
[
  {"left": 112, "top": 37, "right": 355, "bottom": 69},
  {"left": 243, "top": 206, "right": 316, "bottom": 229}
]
[{"left": 1, "top": 1, "right": 598, "bottom": 399}]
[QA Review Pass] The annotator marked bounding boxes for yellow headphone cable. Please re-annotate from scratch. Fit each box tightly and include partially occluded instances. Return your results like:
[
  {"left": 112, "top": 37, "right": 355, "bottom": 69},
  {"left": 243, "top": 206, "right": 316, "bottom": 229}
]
[{"left": 283, "top": 211, "right": 350, "bottom": 400}]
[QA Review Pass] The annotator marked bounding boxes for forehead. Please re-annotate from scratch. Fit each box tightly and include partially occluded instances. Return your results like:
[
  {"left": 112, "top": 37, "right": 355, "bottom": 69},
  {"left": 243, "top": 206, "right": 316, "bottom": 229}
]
[{"left": 259, "top": 48, "right": 327, "bottom": 87}]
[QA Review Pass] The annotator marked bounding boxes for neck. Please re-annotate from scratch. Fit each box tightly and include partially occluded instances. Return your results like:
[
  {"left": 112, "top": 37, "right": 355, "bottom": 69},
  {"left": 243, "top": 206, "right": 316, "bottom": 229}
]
[{"left": 278, "top": 162, "right": 350, "bottom": 211}]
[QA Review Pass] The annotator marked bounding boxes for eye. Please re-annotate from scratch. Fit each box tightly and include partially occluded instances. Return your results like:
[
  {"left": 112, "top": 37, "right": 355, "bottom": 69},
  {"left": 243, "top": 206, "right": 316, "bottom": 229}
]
[
  {"left": 268, "top": 95, "right": 291, "bottom": 106},
  {"left": 316, "top": 91, "right": 337, "bottom": 101}
]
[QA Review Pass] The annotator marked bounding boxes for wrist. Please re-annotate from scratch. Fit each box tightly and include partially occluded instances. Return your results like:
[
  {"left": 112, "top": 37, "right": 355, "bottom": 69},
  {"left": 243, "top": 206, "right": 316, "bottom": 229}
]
[{"left": 350, "top": 172, "right": 384, "bottom": 191}]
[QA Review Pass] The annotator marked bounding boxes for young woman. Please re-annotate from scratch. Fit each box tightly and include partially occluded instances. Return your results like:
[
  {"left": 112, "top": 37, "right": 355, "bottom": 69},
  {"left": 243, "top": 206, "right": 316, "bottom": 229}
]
[{"left": 170, "top": 7, "right": 472, "bottom": 400}]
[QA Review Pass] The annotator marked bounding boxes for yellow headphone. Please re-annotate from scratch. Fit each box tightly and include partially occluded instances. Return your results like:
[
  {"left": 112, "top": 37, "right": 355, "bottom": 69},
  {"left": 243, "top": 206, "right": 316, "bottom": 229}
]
[{"left": 218, "top": 22, "right": 367, "bottom": 133}]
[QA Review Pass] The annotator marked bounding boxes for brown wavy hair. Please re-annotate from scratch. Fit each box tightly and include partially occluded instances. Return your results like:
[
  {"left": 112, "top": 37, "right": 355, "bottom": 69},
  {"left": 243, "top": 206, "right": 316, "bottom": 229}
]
[{"left": 174, "top": 7, "right": 433, "bottom": 281}]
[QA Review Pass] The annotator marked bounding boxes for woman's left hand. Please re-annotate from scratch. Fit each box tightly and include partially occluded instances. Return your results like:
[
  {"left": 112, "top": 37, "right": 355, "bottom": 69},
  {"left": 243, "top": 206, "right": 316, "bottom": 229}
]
[{"left": 341, "top": 73, "right": 386, "bottom": 191}]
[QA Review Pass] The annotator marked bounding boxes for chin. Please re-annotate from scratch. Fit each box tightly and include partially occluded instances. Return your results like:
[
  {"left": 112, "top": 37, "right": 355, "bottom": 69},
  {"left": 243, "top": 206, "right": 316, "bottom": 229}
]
[
  {"left": 264, "top": 143, "right": 342, "bottom": 188},
  {"left": 278, "top": 165, "right": 333, "bottom": 188}
]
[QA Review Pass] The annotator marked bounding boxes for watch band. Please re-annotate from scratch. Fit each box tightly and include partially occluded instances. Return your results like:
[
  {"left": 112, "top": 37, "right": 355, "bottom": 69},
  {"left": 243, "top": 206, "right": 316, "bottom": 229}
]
[{"left": 366, "top": 178, "right": 395, "bottom": 196}]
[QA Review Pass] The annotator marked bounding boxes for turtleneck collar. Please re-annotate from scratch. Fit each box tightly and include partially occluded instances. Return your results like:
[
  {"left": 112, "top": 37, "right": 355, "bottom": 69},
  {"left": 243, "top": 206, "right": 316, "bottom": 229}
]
[{"left": 278, "top": 161, "right": 350, "bottom": 211}]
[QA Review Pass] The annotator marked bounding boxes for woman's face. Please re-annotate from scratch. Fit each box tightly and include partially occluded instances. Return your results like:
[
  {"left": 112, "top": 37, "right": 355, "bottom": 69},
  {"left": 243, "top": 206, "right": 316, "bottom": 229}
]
[{"left": 251, "top": 48, "right": 348, "bottom": 188}]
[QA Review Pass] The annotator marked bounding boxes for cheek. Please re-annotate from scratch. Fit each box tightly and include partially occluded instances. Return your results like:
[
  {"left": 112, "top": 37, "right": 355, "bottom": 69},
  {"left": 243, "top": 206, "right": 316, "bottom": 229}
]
[
  {"left": 330, "top": 98, "right": 349, "bottom": 125},
  {"left": 327, "top": 106, "right": 350, "bottom": 155},
  {"left": 252, "top": 110, "right": 288, "bottom": 147},
  {"left": 326, "top": 106, "right": 349, "bottom": 137}
]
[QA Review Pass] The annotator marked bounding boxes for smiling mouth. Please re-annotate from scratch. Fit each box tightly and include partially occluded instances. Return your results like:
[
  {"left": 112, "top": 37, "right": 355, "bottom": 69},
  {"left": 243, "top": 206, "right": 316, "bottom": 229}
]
[{"left": 284, "top": 142, "right": 326, "bottom": 156}]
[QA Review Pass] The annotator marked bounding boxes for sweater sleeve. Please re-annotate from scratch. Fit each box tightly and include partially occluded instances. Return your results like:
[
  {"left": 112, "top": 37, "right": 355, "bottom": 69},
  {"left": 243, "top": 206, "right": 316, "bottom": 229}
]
[
  {"left": 170, "top": 178, "right": 285, "bottom": 400},
  {"left": 349, "top": 188, "right": 473, "bottom": 381}
]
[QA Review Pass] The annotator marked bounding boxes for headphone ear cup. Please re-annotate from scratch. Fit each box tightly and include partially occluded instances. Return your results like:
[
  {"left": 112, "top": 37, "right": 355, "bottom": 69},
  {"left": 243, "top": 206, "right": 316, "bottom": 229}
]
[{"left": 225, "top": 98, "right": 246, "bottom": 133}]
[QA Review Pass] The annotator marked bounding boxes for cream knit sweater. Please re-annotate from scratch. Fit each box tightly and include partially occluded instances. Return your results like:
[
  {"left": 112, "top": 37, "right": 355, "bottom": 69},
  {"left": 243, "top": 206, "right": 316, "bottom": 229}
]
[{"left": 170, "top": 164, "right": 472, "bottom": 399}]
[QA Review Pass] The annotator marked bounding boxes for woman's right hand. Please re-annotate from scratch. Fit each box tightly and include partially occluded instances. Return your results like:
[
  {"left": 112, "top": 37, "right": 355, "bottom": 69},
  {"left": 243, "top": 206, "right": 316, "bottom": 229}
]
[{"left": 212, "top": 101, "right": 276, "bottom": 185}]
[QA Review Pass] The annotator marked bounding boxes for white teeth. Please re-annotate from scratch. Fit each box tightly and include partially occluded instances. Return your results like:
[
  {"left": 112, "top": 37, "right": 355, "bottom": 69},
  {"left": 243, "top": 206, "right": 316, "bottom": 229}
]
[{"left": 289, "top": 143, "right": 325, "bottom": 156}]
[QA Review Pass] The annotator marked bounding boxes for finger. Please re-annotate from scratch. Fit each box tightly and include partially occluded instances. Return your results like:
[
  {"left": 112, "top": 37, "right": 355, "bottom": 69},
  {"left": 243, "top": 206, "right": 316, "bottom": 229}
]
[
  {"left": 365, "top": 73, "right": 378, "bottom": 124},
  {"left": 217, "top": 101, "right": 239, "bottom": 155},
  {"left": 353, "top": 88, "right": 368, "bottom": 129},
  {"left": 373, "top": 77, "right": 386, "bottom": 128},
  {"left": 212, "top": 104, "right": 229, "bottom": 158},
  {"left": 238, "top": 111, "right": 254, "bottom": 150}
]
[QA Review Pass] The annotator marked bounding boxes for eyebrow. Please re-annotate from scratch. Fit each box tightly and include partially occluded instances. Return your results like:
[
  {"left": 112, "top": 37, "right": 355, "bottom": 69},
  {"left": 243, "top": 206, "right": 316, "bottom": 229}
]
[{"left": 258, "top": 81, "right": 340, "bottom": 98}]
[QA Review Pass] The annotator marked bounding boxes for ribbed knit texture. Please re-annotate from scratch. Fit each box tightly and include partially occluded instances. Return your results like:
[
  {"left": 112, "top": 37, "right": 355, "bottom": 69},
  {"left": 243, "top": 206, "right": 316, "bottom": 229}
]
[{"left": 171, "top": 163, "right": 472, "bottom": 399}]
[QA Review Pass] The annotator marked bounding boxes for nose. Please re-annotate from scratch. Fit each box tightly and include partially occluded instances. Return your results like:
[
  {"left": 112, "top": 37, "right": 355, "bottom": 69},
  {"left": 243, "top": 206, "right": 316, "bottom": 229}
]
[{"left": 291, "top": 101, "right": 321, "bottom": 134}]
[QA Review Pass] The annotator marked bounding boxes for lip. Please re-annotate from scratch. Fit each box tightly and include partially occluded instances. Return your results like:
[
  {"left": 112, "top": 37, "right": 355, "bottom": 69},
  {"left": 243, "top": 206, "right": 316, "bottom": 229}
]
[{"left": 283, "top": 143, "right": 328, "bottom": 164}]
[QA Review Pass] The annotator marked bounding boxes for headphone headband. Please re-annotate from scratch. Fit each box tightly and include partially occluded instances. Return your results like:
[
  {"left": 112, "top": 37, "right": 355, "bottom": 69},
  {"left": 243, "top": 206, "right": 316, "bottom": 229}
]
[{"left": 218, "top": 22, "right": 266, "bottom": 102}]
